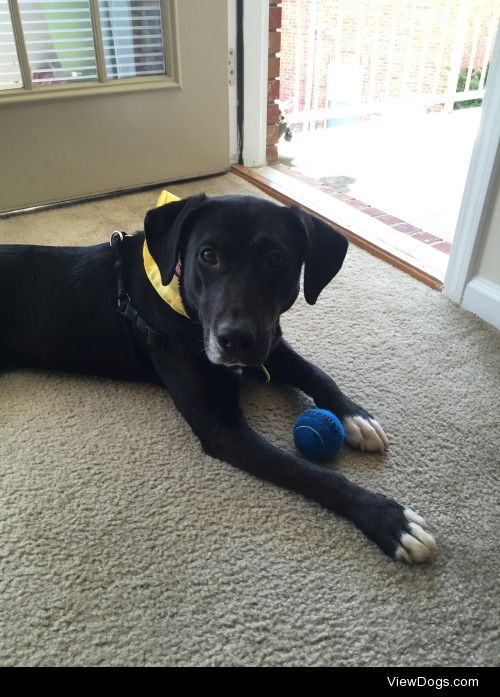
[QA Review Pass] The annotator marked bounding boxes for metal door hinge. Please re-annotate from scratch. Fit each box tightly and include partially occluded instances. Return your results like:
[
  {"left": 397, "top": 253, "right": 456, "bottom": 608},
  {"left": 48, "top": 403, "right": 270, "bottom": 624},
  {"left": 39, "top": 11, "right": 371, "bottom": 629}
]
[{"left": 228, "top": 48, "right": 236, "bottom": 86}]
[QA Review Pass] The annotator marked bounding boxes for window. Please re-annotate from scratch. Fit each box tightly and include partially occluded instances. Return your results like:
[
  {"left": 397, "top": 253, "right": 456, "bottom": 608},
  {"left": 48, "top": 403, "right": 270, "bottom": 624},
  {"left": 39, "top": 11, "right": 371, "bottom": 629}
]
[
  {"left": 1, "top": 0, "right": 169, "bottom": 93},
  {"left": 0, "top": 1, "right": 23, "bottom": 89},
  {"left": 100, "top": 0, "right": 165, "bottom": 80}
]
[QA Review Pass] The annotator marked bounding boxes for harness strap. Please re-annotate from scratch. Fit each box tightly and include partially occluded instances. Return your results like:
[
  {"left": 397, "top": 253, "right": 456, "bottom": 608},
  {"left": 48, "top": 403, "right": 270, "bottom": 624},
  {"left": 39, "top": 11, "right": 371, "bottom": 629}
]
[{"left": 111, "top": 231, "right": 167, "bottom": 351}]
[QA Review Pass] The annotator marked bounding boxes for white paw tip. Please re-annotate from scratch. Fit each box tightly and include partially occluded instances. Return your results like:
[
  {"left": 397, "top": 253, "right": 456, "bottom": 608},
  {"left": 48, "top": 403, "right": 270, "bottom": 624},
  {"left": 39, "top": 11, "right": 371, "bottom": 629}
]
[
  {"left": 396, "top": 517, "right": 437, "bottom": 563},
  {"left": 404, "top": 507, "right": 433, "bottom": 531},
  {"left": 343, "top": 415, "right": 389, "bottom": 453},
  {"left": 395, "top": 545, "right": 413, "bottom": 564}
]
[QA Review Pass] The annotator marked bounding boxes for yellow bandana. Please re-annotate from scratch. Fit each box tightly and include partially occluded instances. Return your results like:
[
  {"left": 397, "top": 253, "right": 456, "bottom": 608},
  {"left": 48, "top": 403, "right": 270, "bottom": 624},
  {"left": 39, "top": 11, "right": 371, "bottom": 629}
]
[
  {"left": 143, "top": 190, "right": 270, "bottom": 384},
  {"left": 143, "top": 190, "right": 189, "bottom": 319}
]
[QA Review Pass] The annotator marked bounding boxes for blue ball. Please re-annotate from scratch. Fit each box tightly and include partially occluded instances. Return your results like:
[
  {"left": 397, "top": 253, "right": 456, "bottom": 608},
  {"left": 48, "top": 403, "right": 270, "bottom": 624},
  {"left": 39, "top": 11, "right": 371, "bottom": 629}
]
[{"left": 293, "top": 408, "right": 345, "bottom": 461}]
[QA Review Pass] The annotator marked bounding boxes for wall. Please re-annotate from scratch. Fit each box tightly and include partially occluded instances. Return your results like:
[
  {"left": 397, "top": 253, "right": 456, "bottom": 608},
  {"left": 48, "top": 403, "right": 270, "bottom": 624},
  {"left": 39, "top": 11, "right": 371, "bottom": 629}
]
[
  {"left": 279, "top": 0, "right": 498, "bottom": 126},
  {"left": 476, "top": 172, "right": 500, "bottom": 286},
  {"left": 267, "top": 0, "right": 282, "bottom": 162}
]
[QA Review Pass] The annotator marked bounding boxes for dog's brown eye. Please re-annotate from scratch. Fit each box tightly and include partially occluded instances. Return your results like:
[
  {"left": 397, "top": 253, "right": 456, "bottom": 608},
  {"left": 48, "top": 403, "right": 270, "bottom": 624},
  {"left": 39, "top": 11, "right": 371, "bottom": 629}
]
[
  {"left": 268, "top": 252, "right": 285, "bottom": 269},
  {"left": 201, "top": 247, "right": 217, "bottom": 264}
]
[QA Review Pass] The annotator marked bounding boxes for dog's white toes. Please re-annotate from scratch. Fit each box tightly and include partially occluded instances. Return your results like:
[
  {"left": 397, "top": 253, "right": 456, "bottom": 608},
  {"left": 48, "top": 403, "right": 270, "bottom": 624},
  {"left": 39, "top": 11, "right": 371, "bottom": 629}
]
[
  {"left": 343, "top": 415, "right": 388, "bottom": 453},
  {"left": 404, "top": 507, "right": 432, "bottom": 531},
  {"left": 370, "top": 418, "right": 389, "bottom": 451},
  {"left": 396, "top": 520, "right": 437, "bottom": 563},
  {"left": 395, "top": 546, "right": 413, "bottom": 564}
]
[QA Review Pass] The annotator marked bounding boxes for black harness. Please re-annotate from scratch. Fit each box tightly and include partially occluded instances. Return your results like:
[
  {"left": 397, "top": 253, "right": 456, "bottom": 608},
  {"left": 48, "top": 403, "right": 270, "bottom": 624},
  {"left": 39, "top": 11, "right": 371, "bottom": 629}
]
[{"left": 110, "top": 231, "right": 167, "bottom": 351}]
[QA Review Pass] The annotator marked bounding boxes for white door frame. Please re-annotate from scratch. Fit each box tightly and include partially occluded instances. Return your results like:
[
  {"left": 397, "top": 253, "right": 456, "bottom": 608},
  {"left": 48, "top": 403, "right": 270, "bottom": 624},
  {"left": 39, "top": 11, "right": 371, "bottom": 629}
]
[
  {"left": 241, "top": 0, "right": 268, "bottom": 167},
  {"left": 228, "top": 0, "right": 268, "bottom": 166},
  {"left": 443, "top": 23, "right": 500, "bottom": 305},
  {"left": 237, "top": 7, "right": 500, "bottom": 311}
]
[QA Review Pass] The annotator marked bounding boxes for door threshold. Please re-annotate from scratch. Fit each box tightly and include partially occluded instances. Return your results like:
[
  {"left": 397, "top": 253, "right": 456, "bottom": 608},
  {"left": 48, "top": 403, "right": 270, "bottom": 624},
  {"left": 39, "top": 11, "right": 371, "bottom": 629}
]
[{"left": 232, "top": 164, "right": 447, "bottom": 291}]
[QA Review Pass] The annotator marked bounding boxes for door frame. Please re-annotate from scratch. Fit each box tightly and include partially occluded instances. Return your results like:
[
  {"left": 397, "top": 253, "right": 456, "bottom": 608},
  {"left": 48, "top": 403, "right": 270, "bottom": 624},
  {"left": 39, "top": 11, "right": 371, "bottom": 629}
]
[
  {"left": 442, "top": 23, "right": 500, "bottom": 306},
  {"left": 230, "top": 0, "right": 268, "bottom": 167}
]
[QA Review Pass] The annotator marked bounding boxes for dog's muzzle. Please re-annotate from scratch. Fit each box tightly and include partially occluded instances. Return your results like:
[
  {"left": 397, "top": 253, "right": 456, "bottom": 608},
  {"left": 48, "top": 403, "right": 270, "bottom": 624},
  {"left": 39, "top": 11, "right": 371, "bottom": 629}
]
[{"left": 205, "top": 323, "right": 266, "bottom": 368}]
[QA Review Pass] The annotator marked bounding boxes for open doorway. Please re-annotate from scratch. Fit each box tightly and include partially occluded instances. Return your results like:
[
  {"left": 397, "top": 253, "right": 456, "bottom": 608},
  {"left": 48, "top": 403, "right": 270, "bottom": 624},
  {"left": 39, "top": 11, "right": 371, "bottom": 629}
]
[{"left": 267, "top": 0, "right": 498, "bottom": 286}]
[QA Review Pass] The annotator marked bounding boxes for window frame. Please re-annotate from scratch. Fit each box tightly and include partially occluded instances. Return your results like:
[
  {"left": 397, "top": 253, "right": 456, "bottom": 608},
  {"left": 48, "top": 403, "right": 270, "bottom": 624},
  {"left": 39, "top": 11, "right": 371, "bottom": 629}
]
[{"left": 1, "top": 0, "right": 180, "bottom": 104}]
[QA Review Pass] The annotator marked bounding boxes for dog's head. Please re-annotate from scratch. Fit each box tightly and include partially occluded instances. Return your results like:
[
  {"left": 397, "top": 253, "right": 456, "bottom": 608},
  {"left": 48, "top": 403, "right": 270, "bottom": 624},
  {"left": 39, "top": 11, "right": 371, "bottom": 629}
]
[{"left": 144, "top": 195, "right": 348, "bottom": 367}]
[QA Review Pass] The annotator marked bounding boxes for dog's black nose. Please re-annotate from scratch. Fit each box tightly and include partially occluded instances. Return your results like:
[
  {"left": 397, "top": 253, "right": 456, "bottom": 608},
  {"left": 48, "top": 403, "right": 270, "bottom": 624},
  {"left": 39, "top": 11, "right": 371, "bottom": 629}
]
[{"left": 216, "top": 322, "right": 256, "bottom": 358}]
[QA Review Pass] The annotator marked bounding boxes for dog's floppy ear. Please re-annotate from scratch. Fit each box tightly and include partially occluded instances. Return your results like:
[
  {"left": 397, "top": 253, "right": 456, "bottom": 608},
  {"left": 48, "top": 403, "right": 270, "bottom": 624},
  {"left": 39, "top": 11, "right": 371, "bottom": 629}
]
[
  {"left": 291, "top": 206, "right": 349, "bottom": 305},
  {"left": 144, "top": 194, "right": 206, "bottom": 284}
]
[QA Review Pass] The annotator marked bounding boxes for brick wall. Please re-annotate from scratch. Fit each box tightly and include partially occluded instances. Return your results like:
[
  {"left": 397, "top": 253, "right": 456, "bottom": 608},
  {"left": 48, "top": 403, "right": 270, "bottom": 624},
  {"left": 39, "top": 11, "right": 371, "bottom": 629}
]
[
  {"left": 278, "top": 0, "right": 498, "bottom": 130},
  {"left": 267, "top": 0, "right": 282, "bottom": 162}
]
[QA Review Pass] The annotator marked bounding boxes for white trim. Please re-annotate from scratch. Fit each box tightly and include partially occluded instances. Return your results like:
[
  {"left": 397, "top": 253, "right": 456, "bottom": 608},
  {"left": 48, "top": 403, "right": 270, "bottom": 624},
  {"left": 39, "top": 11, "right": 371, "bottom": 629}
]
[
  {"left": 462, "top": 276, "right": 500, "bottom": 331},
  {"left": 242, "top": 0, "right": 268, "bottom": 167},
  {"left": 228, "top": 0, "right": 238, "bottom": 163},
  {"left": 443, "top": 23, "right": 500, "bottom": 304}
]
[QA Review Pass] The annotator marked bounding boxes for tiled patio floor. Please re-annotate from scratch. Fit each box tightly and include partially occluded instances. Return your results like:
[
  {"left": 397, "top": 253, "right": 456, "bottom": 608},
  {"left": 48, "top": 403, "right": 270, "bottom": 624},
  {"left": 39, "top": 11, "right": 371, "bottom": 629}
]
[{"left": 276, "top": 107, "right": 482, "bottom": 250}]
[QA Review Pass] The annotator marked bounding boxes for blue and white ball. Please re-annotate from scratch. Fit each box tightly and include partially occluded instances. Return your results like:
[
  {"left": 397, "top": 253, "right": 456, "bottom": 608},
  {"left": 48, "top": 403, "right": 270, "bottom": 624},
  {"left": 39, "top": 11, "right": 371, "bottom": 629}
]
[{"left": 293, "top": 408, "right": 345, "bottom": 461}]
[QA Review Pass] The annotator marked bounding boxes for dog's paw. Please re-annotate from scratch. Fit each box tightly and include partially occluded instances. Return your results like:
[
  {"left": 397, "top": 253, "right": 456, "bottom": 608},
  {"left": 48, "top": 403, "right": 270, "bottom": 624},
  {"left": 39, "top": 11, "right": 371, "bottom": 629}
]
[
  {"left": 356, "top": 496, "right": 437, "bottom": 563},
  {"left": 394, "top": 508, "right": 437, "bottom": 563},
  {"left": 343, "top": 414, "right": 389, "bottom": 453}
]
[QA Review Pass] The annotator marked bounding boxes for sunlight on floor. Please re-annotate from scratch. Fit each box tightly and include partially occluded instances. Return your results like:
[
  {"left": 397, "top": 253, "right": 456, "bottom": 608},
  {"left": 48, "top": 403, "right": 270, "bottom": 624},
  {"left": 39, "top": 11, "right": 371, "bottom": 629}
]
[{"left": 277, "top": 107, "right": 482, "bottom": 244}]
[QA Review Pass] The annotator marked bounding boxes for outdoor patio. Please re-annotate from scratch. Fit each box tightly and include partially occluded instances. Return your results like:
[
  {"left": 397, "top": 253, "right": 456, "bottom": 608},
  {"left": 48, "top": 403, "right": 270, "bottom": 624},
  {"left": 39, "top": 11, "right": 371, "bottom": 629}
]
[
  {"left": 272, "top": 0, "right": 497, "bottom": 272},
  {"left": 276, "top": 106, "right": 482, "bottom": 247}
]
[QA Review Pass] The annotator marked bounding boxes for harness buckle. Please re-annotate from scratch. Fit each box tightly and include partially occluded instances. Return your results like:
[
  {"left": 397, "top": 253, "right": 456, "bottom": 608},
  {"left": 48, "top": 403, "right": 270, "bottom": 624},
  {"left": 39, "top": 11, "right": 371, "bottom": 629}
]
[
  {"left": 117, "top": 293, "right": 131, "bottom": 313},
  {"left": 110, "top": 230, "right": 125, "bottom": 246}
]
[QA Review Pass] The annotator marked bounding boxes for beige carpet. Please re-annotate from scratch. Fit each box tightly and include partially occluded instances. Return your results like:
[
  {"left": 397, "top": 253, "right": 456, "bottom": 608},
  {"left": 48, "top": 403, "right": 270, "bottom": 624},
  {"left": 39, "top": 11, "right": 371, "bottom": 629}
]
[{"left": 1, "top": 173, "right": 499, "bottom": 667}]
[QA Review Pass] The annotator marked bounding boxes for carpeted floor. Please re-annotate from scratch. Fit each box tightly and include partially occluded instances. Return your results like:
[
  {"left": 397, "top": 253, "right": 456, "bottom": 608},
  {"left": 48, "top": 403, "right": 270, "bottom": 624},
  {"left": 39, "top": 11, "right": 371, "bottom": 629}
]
[{"left": 0, "top": 173, "right": 499, "bottom": 667}]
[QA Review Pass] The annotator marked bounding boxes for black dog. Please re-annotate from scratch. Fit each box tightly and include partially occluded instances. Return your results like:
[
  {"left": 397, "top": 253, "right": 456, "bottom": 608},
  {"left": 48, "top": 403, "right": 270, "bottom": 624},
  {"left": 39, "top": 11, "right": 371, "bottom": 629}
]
[{"left": 0, "top": 194, "right": 436, "bottom": 563}]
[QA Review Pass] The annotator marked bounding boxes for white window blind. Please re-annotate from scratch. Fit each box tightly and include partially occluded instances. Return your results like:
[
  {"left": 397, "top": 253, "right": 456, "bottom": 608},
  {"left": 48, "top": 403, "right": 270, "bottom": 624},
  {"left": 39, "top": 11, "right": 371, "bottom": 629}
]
[
  {"left": 18, "top": 0, "right": 98, "bottom": 86},
  {"left": 1, "top": 0, "right": 167, "bottom": 91},
  {"left": 0, "top": 0, "right": 23, "bottom": 89},
  {"left": 100, "top": 1, "right": 165, "bottom": 80}
]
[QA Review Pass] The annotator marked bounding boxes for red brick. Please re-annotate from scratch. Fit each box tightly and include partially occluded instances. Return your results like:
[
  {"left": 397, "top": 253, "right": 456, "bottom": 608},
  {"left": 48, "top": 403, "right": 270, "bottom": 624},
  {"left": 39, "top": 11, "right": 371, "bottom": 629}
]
[
  {"left": 411, "top": 231, "right": 442, "bottom": 244},
  {"left": 393, "top": 222, "right": 422, "bottom": 234},
  {"left": 345, "top": 198, "right": 370, "bottom": 209},
  {"left": 267, "top": 102, "right": 280, "bottom": 123},
  {"left": 268, "top": 56, "right": 280, "bottom": 78},
  {"left": 266, "top": 144, "right": 279, "bottom": 163},
  {"left": 268, "top": 30, "right": 281, "bottom": 55},
  {"left": 267, "top": 124, "right": 280, "bottom": 145},
  {"left": 332, "top": 192, "right": 352, "bottom": 202},
  {"left": 269, "top": 6, "right": 282, "bottom": 30},
  {"left": 360, "top": 206, "right": 387, "bottom": 217},
  {"left": 267, "top": 79, "right": 280, "bottom": 100},
  {"left": 377, "top": 214, "right": 403, "bottom": 225},
  {"left": 277, "top": 0, "right": 489, "bottom": 123},
  {"left": 432, "top": 241, "right": 452, "bottom": 254}
]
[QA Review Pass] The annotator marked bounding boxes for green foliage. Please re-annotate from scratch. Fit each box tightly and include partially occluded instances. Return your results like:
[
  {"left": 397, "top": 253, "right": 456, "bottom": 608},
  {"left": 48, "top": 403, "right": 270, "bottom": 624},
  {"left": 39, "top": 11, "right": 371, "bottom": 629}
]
[{"left": 454, "top": 65, "right": 488, "bottom": 110}]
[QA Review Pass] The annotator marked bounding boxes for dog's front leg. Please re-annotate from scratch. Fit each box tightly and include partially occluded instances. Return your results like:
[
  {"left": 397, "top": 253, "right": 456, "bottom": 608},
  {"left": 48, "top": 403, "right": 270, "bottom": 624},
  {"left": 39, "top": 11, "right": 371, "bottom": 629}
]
[
  {"left": 266, "top": 340, "right": 389, "bottom": 453},
  {"left": 152, "top": 355, "right": 435, "bottom": 563}
]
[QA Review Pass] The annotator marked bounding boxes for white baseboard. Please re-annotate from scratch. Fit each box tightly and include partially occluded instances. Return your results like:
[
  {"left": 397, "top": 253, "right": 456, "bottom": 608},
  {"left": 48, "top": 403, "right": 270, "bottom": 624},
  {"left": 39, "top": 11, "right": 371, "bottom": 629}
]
[{"left": 461, "top": 276, "right": 500, "bottom": 330}]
